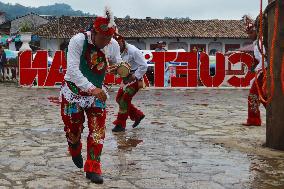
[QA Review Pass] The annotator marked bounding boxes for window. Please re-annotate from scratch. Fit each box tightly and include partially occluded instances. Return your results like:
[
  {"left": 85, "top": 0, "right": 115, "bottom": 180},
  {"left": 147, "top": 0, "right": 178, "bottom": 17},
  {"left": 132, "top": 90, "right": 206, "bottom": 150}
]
[
  {"left": 150, "top": 44, "right": 158, "bottom": 50},
  {"left": 225, "top": 44, "right": 240, "bottom": 53},
  {"left": 190, "top": 44, "right": 206, "bottom": 53},
  {"left": 208, "top": 42, "right": 222, "bottom": 55}
]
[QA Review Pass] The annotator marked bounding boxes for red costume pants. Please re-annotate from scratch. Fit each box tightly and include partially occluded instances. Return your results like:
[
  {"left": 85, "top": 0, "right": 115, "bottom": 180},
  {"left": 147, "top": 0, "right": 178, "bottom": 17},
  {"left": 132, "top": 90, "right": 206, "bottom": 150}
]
[
  {"left": 113, "top": 80, "right": 144, "bottom": 128},
  {"left": 246, "top": 73, "right": 266, "bottom": 126},
  {"left": 61, "top": 95, "right": 106, "bottom": 175}
]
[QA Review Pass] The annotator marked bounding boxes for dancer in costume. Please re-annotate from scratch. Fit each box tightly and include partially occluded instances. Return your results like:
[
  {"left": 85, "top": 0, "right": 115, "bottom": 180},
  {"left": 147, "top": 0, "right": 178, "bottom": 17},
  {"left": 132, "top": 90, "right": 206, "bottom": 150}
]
[
  {"left": 60, "top": 7, "right": 121, "bottom": 184},
  {"left": 242, "top": 15, "right": 267, "bottom": 126},
  {"left": 110, "top": 33, "right": 148, "bottom": 132}
]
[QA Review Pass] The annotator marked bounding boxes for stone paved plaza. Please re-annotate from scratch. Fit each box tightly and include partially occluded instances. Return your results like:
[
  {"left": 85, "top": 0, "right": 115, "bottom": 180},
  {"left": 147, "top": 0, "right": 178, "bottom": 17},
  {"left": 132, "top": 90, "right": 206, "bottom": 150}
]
[{"left": 0, "top": 83, "right": 283, "bottom": 189}]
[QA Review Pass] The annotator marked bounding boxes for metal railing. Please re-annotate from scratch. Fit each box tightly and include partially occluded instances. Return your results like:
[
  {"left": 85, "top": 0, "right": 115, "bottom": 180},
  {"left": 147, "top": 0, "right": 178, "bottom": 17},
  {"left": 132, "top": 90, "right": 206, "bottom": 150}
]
[{"left": 1, "top": 64, "right": 18, "bottom": 81}]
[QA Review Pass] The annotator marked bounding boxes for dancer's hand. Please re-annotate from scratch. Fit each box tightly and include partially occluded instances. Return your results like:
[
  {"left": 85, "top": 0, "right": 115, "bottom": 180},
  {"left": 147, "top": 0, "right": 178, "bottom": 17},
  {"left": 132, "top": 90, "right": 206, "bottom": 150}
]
[
  {"left": 107, "top": 64, "right": 118, "bottom": 74},
  {"left": 90, "top": 88, "right": 107, "bottom": 102},
  {"left": 123, "top": 74, "right": 137, "bottom": 84},
  {"left": 128, "top": 74, "right": 137, "bottom": 82}
]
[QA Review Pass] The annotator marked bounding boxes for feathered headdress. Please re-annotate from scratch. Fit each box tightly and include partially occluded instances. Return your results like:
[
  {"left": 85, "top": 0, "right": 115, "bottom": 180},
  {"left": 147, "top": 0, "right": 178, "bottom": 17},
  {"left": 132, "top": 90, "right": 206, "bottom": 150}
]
[
  {"left": 93, "top": 6, "right": 116, "bottom": 36},
  {"left": 104, "top": 6, "right": 116, "bottom": 28},
  {"left": 243, "top": 14, "right": 255, "bottom": 33}
]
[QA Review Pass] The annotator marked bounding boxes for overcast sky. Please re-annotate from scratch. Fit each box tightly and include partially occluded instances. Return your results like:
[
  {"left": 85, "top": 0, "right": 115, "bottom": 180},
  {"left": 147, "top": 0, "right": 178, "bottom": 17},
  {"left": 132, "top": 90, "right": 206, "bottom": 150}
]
[{"left": 1, "top": 0, "right": 268, "bottom": 19}]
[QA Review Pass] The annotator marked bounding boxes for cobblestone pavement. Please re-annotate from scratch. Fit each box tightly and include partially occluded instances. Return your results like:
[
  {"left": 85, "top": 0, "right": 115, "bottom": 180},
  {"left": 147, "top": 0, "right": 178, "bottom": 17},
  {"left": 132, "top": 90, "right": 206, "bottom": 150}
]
[{"left": 0, "top": 83, "right": 283, "bottom": 189}]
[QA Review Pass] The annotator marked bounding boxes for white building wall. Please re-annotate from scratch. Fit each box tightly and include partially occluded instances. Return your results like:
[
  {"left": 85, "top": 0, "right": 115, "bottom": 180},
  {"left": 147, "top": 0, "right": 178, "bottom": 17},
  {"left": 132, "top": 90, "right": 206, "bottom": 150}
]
[
  {"left": 40, "top": 38, "right": 63, "bottom": 57},
  {"left": 40, "top": 37, "right": 252, "bottom": 56},
  {"left": 129, "top": 38, "right": 252, "bottom": 53}
]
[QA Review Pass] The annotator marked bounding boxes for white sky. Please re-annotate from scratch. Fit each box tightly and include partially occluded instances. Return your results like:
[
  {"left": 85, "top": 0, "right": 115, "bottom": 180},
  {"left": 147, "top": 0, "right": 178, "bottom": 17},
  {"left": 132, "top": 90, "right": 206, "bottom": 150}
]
[{"left": 1, "top": 0, "right": 268, "bottom": 19}]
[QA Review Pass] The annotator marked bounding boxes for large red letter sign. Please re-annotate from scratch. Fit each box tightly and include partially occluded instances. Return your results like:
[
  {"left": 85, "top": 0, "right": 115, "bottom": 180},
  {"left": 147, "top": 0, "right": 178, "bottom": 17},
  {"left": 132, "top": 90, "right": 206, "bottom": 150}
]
[
  {"left": 171, "top": 52, "right": 198, "bottom": 87},
  {"left": 199, "top": 53, "right": 225, "bottom": 87},
  {"left": 19, "top": 51, "right": 48, "bottom": 86},
  {"left": 227, "top": 53, "right": 255, "bottom": 87},
  {"left": 45, "top": 51, "right": 67, "bottom": 86}
]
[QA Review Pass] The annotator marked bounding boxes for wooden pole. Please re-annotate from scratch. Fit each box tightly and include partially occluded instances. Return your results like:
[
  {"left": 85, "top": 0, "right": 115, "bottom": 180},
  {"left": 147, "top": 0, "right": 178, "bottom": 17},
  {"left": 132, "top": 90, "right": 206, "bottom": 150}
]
[{"left": 266, "top": 0, "right": 284, "bottom": 150}]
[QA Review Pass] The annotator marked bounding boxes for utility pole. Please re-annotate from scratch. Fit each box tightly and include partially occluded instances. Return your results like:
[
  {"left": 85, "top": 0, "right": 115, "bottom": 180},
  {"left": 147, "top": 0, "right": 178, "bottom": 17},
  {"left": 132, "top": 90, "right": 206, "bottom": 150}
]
[{"left": 266, "top": 0, "right": 284, "bottom": 150}]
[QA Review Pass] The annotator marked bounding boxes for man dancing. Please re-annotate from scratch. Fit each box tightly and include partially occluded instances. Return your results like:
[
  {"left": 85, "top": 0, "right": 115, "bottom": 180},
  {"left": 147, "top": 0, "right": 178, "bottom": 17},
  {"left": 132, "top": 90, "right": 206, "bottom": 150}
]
[
  {"left": 111, "top": 34, "right": 148, "bottom": 132},
  {"left": 242, "top": 15, "right": 267, "bottom": 126},
  {"left": 60, "top": 7, "right": 120, "bottom": 183}
]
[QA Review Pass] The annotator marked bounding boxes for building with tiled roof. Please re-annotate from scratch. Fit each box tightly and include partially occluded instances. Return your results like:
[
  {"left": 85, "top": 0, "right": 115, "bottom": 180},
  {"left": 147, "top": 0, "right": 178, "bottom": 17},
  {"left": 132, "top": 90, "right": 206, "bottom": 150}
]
[{"left": 35, "top": 16, "right": 252, "bottom": 54}]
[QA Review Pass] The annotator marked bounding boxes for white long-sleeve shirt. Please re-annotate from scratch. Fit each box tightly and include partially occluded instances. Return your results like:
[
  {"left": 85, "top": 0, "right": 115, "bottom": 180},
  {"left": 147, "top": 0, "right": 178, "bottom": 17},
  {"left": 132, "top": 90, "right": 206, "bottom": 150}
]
[
  {"left": 249, "top": 39, "right": 268, "bottom": 86},
  {"left": 104, "top": 38, "right": 122, "bottom": 65},
  {"left": 64, "top": 31, "right": 121, "bottom": 92},
  {"left": 254, "top": 39, "right": 267, "bottom": 72},
  {"left": 121, "top": 43, "right": 148, "bottom": 79}
]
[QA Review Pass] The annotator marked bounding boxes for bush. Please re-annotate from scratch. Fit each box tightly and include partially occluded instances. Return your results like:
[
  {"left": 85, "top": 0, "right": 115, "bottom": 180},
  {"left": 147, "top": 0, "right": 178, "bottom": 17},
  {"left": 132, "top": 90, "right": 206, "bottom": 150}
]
[{"left": 19, "top": 22, "right": 32, "bottom": 32}]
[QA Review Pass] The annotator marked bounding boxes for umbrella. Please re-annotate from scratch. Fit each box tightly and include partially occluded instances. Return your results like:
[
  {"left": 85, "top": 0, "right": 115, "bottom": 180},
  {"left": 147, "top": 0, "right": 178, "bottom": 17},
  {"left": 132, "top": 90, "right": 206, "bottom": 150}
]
[{"left": 4, "top": 49, "right": 19, "bottom": 59}]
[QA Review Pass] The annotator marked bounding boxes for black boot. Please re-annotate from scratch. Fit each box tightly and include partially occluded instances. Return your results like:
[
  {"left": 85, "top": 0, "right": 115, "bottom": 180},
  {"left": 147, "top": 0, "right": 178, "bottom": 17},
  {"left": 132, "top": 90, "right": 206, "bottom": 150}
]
[
  {"left": 132, "top": 115, "right": 145, "bottom": 128},
  {"left": 86, "top": 172, "right": 104, "bottom": 184},
  {"left": 112, "top": 125, "right": 126, "bottom": 132},
  {"left": 72, "top": 154, "right": 83, "bottom": 168}
]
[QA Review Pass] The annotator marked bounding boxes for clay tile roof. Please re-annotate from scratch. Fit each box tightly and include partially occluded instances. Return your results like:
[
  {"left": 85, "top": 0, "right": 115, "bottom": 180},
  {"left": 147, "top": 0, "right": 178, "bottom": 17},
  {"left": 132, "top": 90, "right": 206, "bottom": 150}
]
[{"left": 35, "top": 16, "right": 248, "bottom": 39}]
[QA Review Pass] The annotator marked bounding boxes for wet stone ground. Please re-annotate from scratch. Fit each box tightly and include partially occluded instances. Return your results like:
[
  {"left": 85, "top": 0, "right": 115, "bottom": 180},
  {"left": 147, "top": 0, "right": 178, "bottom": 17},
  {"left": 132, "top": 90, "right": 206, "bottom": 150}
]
[{"left": 0, "top": 83, "right": 283, "bottom": 189}]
